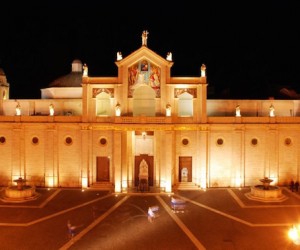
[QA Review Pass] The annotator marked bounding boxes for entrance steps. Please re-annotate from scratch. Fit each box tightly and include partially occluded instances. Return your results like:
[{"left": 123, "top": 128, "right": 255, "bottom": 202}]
[
  {"left": 173, "top": 182, "right": 202, "bottom": 191},
  {"left": 88, "top": 183, "right": 202, "bottom": 192},
  {"left": 89, "top": 182, "right": 114, "bottom": 191},
  {"left": 124, "top": 186, "right": 163, "bottom": 193}
]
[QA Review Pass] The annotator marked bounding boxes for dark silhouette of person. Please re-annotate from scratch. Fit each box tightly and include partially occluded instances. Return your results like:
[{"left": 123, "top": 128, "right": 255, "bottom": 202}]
[
  {"left": 290, "top": 180, "right": 295, "bottom": 192},
  {"left": 295, "top": 181, "right": 299, "bottom": 192},
  {"left": 67, "top": 220, "right": 76, "bottom": 238}
]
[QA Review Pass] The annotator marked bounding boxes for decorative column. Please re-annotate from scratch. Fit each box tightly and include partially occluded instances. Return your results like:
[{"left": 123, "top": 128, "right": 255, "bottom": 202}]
[{"left": 113, "top": 131, "right": 122, "bottom": 192}]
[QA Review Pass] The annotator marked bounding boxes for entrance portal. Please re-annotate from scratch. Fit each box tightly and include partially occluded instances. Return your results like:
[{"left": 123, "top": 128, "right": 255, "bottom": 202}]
[
  {"left": 96, "top": 156, "right": 110, "bottom": 182},
  {"left": 179, "top": 156, "right": 192, "bottom": 182},
  {"left": 135, "top": 155, "right": 153, "bottom": 190}
]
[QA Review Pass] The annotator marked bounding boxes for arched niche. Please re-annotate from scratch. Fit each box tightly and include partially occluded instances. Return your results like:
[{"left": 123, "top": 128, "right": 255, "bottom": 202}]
[
  {"left": 132, "top": 84, "right": 156, "bottom": 116},
  {"left": 96, "top": 91, "right": 111, "bottom": 116},
  {"left": 178, "top": 92, "right": 193, "bottom": 117}
]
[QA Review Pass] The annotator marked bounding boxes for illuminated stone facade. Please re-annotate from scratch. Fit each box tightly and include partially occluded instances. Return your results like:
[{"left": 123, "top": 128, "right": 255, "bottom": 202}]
[{"left": 0, "top": 33, "right": 300, "bottom": 192}]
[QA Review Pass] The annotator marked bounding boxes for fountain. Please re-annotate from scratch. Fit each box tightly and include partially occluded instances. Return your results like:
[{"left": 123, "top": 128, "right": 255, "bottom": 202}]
[
  {"left": 245, "top": 177, "right": 287, "bottom": 202},
  {"left": 1, "top": 177, "right": 40, "bottom": 203}
]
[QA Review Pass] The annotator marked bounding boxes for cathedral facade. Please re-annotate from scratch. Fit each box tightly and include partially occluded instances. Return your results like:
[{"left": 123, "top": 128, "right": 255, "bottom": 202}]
[{"left": 0, "top": 32, "right": 300, "bottom": 193}]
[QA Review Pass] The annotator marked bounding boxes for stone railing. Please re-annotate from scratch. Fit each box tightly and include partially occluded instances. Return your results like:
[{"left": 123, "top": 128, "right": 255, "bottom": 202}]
[{"left": 1, "top": 115, "right": 300, "bottom": 124}]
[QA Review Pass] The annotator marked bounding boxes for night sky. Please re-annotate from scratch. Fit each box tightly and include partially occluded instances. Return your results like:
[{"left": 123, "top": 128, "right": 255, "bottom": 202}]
[{"left": 1, "top": 2, "right": 300, "bottom": 100}]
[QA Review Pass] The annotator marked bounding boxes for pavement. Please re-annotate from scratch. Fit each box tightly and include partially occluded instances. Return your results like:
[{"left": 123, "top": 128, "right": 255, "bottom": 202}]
[{"left": 1, "top": 187, "right": 300, "bottom": 250}]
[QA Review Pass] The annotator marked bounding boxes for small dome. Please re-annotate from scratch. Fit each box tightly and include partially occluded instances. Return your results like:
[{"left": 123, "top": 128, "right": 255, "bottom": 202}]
[
  {"left": 72, "top": 59, "right": 82, "bottom": 64},
  {"left": 49, "top": 72, "right": 82, "bottom": 87},
  {"left": 48, "top": 60, "right": 83, "bottom": 87}
]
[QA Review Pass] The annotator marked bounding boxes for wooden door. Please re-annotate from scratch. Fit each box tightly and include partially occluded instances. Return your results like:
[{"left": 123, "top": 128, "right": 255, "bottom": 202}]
[
  {"left": 179, "top": 156, "right": 192, "bottom": 182},
  {"left": 96, "top": 156, "right": 110, "bottom": 182}
]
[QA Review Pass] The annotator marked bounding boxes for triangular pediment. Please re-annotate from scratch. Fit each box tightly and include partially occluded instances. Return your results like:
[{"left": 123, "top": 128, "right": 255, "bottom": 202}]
[
  {"left": 115, "top": 45, "right": 174, "bottom": 99},
  {"left": 115, "top": 46, "right": 173, "bottom": 69}
]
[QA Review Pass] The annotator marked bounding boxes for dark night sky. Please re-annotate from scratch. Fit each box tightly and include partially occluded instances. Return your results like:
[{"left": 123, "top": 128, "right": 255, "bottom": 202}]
[{"left": 1, "top": 2, "right": 300, "bottom": 100}]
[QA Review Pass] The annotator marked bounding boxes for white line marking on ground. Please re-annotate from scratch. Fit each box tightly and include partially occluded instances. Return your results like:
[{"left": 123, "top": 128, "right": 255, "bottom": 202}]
[
  {"left": 156, "top": 195, "right": 206, "bottom": 250},
  {"left": 175, "top": 193, "right": 292, "bottom": 228},
  {"left": 59, "top": 195, "right": 129, "bottom": 250},
  {"left": 0, "top": 193, "right": 115, "bottom": 227}
]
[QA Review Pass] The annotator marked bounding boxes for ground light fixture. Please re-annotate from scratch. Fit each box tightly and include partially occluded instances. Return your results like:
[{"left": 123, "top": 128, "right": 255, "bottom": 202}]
[{"left": 288, "top": 224, "right": 300, "bottom": 245}]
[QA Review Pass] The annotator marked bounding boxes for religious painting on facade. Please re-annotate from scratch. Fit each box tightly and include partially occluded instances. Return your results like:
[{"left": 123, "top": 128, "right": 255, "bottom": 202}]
[
  {"left": 128, "top": 61, "right": 161, "bottom": 98},
  {"left": 141, "top": 60, "right": 148, "bottom": 71}
]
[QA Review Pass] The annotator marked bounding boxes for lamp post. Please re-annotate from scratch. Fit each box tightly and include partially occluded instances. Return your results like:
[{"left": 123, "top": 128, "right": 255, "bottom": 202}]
[{"left": 288, "top": 224, "right": 300, "bottom": 245}]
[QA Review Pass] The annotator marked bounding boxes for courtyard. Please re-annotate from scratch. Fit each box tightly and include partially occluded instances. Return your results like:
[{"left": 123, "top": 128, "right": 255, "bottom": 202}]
[{"left": 0, "top": 187, "right": 300, "bottom": 249}]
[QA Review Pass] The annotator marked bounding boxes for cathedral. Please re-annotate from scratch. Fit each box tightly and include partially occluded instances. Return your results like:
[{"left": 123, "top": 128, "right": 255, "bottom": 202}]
[{"left": 0, "top": 31, "right": 300, "bottom": 193}]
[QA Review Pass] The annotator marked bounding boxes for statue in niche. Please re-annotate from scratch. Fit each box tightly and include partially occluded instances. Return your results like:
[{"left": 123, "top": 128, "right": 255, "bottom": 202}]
[
  {"left": 138, "top": 159, "right": 149, "bottom": 192},
  {"left": 139, "top": 159, "right": 148, "bottom": 179},
  {"left": 139, "top": 159, "right": 149, "bottom": 192}
]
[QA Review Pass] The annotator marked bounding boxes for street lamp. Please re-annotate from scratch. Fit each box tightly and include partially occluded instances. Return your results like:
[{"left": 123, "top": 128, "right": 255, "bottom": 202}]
[{"left": 288, "top": 224, "right": 300, "bottom": 245}]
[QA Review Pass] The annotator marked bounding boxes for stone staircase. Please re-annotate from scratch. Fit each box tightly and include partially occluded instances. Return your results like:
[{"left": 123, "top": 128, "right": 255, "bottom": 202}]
[
  {"left": 173, "top": 182, "right": 202, "bottom": 191},
  {"left": 124, "top": 186, "right": 163, "bottom": 193},
  {"left": 89, "top": 182, "right": 202, "bottom": 192},
  {"left": 89, "top": 182, "right": 114, "bottom": 191}
]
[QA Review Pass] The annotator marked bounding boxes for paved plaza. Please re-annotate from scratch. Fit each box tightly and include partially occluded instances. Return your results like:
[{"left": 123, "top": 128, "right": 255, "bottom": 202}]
[{"left": 1, "top": 187, "right": 300, "bottom": 249}]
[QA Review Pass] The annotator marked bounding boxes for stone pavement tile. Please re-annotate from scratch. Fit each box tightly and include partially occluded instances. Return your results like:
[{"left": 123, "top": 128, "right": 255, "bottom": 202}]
[
  {"left": 230, "top": 187, "right": 300, "bottom": 206},
  {"left": 0, "top": 192, "right": 125, "bottom": 250},
  {"left": 1, "top": 189, "right": 300, "bottom": 249},
  {"left": 68, "top": 195, "right": 199, "bottom": 250},
  {"left": 0, "top": 188, "right": 111, "bottom": 223}
]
